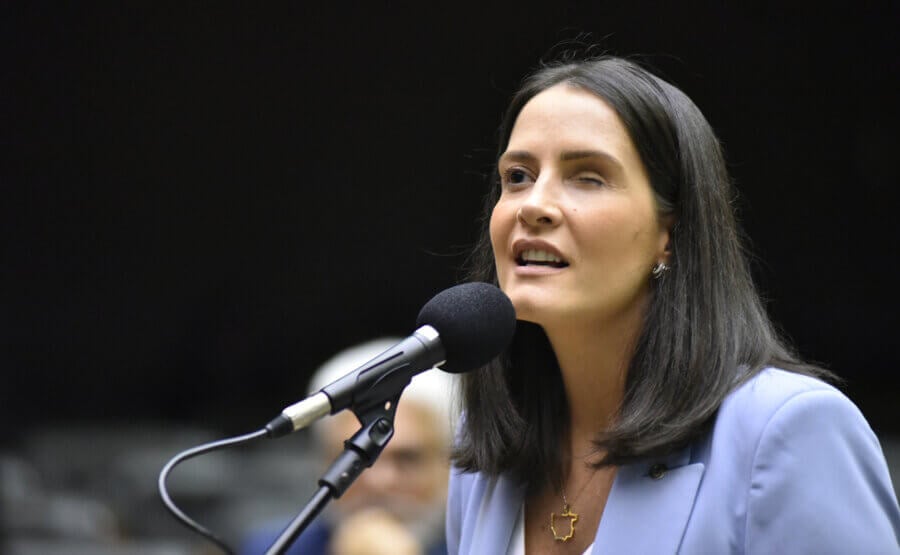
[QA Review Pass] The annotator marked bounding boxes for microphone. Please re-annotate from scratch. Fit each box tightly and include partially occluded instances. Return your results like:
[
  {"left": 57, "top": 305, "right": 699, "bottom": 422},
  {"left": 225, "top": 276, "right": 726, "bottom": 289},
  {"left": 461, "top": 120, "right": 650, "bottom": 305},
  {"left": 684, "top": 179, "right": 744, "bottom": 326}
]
[{"left": 265, "top": 282, "right": 516, "bottom": 438}]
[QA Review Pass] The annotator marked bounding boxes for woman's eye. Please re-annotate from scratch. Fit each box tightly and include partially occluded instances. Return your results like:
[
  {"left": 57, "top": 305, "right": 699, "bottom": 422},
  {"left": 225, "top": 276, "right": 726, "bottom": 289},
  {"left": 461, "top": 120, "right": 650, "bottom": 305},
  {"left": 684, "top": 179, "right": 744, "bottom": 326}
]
[
  {"left": 502, "top": 168, "right": 531, "bottom": 187},
  {"left": 577, "top": 174, "right": 606, "bottom": 186}
]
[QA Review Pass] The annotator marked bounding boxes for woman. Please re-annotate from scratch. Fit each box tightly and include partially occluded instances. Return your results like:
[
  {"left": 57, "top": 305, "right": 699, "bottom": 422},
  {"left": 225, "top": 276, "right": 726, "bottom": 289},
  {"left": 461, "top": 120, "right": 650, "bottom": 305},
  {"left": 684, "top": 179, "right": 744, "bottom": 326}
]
[{"left": 447, "top": 56, "right": 899, "bottom": 554}]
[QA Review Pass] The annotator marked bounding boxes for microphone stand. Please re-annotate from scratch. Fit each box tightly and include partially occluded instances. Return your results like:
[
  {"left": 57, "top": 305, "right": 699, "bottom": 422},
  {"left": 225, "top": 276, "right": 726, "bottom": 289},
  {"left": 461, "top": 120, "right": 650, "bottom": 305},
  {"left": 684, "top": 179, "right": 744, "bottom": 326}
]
[{"left": 264, "top": 395, "right": 399, "bottom": 555}]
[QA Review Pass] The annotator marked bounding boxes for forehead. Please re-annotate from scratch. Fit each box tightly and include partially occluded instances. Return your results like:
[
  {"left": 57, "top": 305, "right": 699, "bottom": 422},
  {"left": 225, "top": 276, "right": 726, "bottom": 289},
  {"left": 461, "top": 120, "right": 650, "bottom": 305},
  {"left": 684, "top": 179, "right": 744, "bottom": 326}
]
[{"left": 507, "top": 83, "right": 634, "bottom": 156}]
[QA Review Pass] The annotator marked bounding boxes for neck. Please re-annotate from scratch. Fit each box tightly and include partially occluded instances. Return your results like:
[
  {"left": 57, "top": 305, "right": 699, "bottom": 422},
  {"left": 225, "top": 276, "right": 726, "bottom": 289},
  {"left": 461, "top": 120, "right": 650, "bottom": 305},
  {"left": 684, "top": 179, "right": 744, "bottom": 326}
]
[{"left": 540, "top": 304, "right": 644, "bottom": 453}]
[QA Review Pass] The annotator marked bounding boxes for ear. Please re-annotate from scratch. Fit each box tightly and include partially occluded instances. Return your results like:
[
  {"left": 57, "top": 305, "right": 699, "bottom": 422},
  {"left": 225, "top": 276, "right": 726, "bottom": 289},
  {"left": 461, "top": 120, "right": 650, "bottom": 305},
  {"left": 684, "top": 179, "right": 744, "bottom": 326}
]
[{"left": 656, "top": 214, "right": 676, "bottom": 263}]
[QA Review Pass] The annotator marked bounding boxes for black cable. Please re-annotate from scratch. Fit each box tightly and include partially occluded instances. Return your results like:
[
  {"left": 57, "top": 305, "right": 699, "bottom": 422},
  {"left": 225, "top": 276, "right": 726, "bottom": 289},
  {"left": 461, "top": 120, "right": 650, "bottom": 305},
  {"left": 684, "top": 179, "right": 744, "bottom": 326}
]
[{"left": 158, "top": 428, "right": 269, "bottom": 555}]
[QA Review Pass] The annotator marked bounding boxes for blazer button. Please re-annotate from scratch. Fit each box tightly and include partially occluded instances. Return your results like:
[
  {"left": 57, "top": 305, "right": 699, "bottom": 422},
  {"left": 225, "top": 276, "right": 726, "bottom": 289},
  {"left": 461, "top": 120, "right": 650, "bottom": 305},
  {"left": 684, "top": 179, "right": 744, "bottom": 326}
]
[{"left": 648, "top": 463, "right": 668, "bottom": 480}]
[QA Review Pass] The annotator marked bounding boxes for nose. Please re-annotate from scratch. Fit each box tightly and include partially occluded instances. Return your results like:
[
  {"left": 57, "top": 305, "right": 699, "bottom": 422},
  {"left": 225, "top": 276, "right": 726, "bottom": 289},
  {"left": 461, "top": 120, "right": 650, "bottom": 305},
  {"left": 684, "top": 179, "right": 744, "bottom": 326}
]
[{"left": 516, "top": 178, "right": 562, "bottom": 228}]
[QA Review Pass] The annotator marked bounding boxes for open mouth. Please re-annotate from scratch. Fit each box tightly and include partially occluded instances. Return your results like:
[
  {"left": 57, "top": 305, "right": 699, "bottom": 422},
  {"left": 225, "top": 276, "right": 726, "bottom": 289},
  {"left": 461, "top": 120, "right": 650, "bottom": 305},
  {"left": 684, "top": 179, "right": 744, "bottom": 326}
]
[{"left": 516, "top": 249, "right": 569, "bottom": 268}]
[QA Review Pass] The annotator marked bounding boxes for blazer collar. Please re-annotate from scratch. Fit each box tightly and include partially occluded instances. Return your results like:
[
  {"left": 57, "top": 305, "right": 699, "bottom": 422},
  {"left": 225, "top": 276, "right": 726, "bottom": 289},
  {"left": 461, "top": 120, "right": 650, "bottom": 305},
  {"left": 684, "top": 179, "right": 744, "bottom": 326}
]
[
  {"left": 592, "top": 445, "right": 705, "bottom": 554},
  {"left": 464, "top": 446, "right": 704, "bottom": 554}
]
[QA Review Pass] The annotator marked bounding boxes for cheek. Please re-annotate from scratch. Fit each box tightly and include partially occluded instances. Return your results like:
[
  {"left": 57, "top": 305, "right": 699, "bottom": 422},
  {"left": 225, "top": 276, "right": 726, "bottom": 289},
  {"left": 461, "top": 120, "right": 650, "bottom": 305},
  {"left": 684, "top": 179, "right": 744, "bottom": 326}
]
[
  {"left": 587, "top": 201, "right": 655, "bottom": 243},
  {"left": 584, "top": 209, "right": 662, "bottom": 272},
  {"left": 488, "top": 203, "right": 511, "bottom": 258}
]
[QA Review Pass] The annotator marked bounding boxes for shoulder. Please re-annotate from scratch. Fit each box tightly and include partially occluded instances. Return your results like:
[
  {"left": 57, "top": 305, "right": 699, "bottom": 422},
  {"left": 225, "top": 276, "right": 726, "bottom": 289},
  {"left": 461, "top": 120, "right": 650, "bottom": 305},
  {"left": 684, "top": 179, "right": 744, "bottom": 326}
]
[
  {"left": 721, "top": 367, "right": 843, "bottom": 421},
  {"left": 713, "top": 368, "right": 900, "bottom": 552},
  {"left": 713, "top": 367, "right": 892, "bottom": 500},
  {"left": 709, "top": 368, "right": 869, "bottom": 452},
  {"left": 704, "top": 369, "right": 855, "bottom": 462}
]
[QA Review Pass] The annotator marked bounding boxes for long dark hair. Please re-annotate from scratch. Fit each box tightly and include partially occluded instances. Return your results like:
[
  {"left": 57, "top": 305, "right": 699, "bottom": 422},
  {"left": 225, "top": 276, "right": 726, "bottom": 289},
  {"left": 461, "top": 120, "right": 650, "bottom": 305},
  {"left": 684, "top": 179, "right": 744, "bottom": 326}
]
[{"left": 453, "top": 56, "right": 829, "bottom": 491}]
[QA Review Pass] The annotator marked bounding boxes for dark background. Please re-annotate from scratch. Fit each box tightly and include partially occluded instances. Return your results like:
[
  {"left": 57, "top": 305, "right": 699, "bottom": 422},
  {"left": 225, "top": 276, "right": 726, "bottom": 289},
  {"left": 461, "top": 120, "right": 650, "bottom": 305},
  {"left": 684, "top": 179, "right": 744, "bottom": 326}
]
[{"left": 4, "top": 2, "right": 898, "bottom": 443}]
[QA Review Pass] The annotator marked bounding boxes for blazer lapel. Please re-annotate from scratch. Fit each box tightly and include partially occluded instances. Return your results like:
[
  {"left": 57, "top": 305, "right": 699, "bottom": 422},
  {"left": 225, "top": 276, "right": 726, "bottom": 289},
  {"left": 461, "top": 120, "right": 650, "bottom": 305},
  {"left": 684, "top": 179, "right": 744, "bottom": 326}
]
[
  {"left": 592, "top": 447, "right": 704, "bottom": 554},
  {"left": 470, "top": 473, "right": 525, "bottom": 554}
]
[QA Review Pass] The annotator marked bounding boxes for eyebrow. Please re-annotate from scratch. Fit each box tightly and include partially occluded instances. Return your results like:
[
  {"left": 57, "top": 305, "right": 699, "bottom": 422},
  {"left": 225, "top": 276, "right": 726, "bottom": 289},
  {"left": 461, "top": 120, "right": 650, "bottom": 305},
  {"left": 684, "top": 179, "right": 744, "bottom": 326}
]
[{"left": 499, "top": 149, "right": 624, "bottom": 171}]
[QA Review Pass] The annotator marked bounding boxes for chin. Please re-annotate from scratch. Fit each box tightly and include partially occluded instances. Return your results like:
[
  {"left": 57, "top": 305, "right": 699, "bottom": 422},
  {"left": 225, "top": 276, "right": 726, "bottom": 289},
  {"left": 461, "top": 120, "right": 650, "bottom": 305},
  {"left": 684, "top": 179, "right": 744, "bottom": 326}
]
[
  {"left": 505, "top": 294, "right": 560, "bottom": 326},
  {"left": 511, "top": 297, "right": 602, "bottom": 332}
]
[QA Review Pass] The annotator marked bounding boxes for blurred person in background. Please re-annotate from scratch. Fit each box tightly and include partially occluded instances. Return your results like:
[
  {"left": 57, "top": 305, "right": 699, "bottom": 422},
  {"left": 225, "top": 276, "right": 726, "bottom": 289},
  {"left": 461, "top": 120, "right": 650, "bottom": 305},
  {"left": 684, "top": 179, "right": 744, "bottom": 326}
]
[{"left": 241, "top": 338, "right": 455, "bottom": 555}]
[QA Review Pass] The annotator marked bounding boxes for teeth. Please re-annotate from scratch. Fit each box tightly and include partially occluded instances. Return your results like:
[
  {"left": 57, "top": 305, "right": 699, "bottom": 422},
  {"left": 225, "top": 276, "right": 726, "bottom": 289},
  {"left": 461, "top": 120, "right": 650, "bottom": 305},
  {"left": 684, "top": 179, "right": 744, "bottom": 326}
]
[{"left": 521, "top": 249, "right": 563, "bottom": 263}]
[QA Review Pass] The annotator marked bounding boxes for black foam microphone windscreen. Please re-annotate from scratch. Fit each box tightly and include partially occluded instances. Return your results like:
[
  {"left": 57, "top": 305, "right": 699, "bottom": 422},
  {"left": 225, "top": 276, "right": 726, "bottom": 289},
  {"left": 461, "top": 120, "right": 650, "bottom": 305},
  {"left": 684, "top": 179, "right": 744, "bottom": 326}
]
[{"left": 415, "top": 282, "right": 516, "bottom": 373}]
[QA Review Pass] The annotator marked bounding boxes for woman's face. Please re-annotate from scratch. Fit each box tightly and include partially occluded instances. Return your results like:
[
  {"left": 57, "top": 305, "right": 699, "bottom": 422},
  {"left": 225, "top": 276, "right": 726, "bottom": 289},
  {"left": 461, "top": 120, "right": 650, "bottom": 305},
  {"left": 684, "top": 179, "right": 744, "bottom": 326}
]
[{"left": 490, "top": 83, "right": 670, "bottom": 330}]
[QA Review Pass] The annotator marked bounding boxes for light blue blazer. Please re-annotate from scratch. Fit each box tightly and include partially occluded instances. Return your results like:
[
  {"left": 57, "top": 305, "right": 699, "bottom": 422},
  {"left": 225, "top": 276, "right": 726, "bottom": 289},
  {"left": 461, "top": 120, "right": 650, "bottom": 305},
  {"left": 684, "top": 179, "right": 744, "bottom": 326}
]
[{"left": 447, "top": 369, "right": 900, "bottom": 554}]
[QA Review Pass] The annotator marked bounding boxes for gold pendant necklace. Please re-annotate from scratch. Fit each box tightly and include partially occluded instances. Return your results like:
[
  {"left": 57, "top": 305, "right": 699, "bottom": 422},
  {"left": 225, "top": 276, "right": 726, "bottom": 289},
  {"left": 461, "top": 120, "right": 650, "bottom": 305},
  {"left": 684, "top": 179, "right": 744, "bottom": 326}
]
[
  {"left": 549, "top": 466, "right": 605, "bottom": 543},
  {"left": 550, "top": 495, "right": 579, "bottom": 542}
]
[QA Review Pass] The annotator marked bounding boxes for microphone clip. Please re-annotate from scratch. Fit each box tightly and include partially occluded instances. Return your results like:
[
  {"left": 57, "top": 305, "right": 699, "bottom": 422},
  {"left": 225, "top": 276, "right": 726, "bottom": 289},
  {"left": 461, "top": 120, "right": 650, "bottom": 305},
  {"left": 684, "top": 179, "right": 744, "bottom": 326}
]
[{"left": 321, "top": 394, "right": 399, "bottom": 498}]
